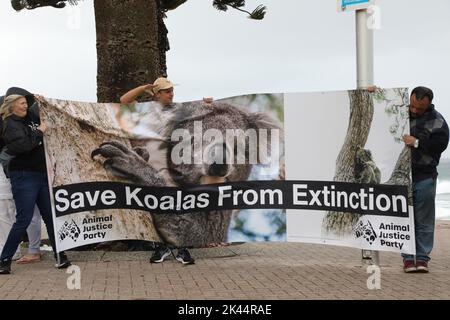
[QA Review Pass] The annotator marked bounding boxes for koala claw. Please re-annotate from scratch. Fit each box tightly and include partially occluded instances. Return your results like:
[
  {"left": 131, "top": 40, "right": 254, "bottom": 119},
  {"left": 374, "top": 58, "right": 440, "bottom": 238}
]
[
  {"left": 133, "top": 146, "right": 150, "bottom": 162},
  {"left": 91, "top": 140, "right": 148, "bottom": 181},
  {"left": 91, "top": 141, "right": 131, "bottom": 160},
  {"left": 103, "top": 158, "right": 134, "bottom": 179},
  {"left": 91, "top": 148, "right": 104, "bottom": 160}
]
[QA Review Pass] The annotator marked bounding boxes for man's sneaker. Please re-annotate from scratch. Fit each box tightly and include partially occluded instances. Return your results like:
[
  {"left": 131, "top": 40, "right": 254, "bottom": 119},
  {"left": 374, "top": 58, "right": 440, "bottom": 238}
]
[
  {"left": 416, "top": 260, "right": 429, "bottom": 273},
  {"left": 150, "top": 247, "right": 171, "bottom": 263},
  {"left": 403, "top": 260, "right": 416, "bottom": 273},
  {"left": 55, "top": 252, "right": 71, "bottom": 269},
  {"left": 0, "top": 258, "right": 12, "bottom": 275},
  {"left": 176, "top": 248, "right": 195, "bottom": 265}
]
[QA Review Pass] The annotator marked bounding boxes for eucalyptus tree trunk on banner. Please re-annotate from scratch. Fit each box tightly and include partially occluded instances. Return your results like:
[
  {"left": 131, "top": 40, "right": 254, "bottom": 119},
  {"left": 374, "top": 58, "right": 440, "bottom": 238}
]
[
  {"left": 39, "top": 98, "right": 161, "bottom": 243},
  {"left": 386, "top": 146, "right": 413, "bottom": 205},
  {"left": 94, "top": 0, "right": 168, "bottom": 102},
  {"left": 323, "top": 90, "right": 375, "bottom": 235}
]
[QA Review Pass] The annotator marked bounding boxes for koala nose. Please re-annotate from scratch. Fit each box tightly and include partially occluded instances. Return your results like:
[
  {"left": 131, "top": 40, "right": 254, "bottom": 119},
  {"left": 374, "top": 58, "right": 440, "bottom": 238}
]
[
  {"left": 208, "top": 162, "right": 229, "bottom": 177},
  {"left": 206, "top": 143, "right": 230, "bottom": 177}
]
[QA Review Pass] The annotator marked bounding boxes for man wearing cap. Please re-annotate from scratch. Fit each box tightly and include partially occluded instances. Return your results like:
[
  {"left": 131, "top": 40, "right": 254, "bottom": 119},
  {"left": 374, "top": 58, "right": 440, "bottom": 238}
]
[
  {"left": 120, "top": 77, "right": 174, "bottom": 106},
  {"left": 120, "top": 77, "right": 212, "bottom": 107},
  {"left": 120, "top": 77, "right": 211, "bottom": 265}
]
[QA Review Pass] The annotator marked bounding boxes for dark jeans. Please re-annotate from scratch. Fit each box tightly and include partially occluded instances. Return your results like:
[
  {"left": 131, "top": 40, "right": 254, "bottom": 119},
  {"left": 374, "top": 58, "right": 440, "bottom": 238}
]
[
  {"left": 0, "top": 171, "right": 57, "bottom": 260},
  {"left": 402, "top": 177, "right": 437, "bottom": 262}
]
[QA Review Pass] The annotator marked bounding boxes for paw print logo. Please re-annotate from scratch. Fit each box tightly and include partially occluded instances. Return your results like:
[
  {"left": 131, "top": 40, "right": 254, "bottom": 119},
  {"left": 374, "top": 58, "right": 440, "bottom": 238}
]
[
  {"left": 354, "top": 220, "right": 377, "bottom": 245},
  {"left": 58, "top": 220, "right": 81, "bottom": 242}
]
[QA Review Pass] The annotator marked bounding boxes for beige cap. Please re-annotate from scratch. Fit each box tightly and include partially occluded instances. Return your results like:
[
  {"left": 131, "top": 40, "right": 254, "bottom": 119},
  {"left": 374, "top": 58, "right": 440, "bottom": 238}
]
[{"left": 152, "top": 77, "right": 174, "bottom": 94}]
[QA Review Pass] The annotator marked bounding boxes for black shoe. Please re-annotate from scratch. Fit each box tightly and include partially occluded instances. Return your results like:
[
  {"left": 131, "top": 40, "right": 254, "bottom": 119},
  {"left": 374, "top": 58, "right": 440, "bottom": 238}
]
[
  {"left": 55, "top": 252, "right": 71, "bottom": 269},
  {"left": 0, "top": 258, "right": 12, "bottom": 275},
  {"left": 150, "top": 247, "right": 171, "bottom": 263},
  {"left": 176, "top": 248, "right": 195, "bottom": 265}
]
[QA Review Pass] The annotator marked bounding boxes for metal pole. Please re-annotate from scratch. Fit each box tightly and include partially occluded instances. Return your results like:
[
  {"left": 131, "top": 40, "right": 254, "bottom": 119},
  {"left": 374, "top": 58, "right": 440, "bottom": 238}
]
[
  {"left": 355, "top": 8, "right": 379, "bottom": 266},
  {"left": 356, "top": 9, "right": 374, "bottom": 88}
]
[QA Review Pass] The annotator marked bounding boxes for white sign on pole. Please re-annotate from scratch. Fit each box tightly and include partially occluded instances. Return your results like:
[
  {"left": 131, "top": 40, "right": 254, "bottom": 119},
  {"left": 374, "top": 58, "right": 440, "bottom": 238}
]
[{"left": 338, "top": 0, "right": 375, "bottom": 12}]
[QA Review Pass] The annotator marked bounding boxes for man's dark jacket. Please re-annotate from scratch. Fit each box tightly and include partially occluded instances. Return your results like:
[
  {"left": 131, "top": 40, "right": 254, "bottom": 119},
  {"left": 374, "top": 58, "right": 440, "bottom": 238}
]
[{"left": 410, "top": 104, "right": 449, "bottom": 182}]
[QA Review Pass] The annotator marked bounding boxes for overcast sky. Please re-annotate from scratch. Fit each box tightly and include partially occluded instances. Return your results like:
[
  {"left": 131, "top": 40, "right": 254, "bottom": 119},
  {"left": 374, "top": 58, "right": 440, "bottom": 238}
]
[{"left": 1, "top": 0, "right": 449, "bottom": 158}]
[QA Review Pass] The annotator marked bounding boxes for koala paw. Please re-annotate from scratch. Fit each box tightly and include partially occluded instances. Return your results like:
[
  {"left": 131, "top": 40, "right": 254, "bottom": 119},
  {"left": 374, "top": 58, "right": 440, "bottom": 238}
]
[
  {"left": 91, "top": 140, "right": 149, "bottom": 181},
  {"left": 132, "top": 146, "right": 150, "bottom": 162}
]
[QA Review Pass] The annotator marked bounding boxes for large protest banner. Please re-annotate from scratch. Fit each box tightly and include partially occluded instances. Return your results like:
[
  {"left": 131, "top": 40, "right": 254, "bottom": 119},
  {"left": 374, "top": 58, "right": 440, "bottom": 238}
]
[{"left": 39, "top": 88, "right": 415, "bottom": 254}]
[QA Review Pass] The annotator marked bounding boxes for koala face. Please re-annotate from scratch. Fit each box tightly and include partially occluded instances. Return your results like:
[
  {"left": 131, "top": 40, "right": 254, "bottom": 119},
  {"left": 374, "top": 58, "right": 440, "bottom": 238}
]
[
  {"left": 356, "top": 148, "right": 373, "bottom": 164},
  {"left": 163, "top": 102, "right": 281, "bottom": 186},
  {"left": 91, "top": 100, "right": 283, "bottom": 247}
]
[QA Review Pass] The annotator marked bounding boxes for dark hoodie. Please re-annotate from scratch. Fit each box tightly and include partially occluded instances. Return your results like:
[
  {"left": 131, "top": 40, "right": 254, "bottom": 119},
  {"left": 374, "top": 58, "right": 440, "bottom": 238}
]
[
  {"left": 2, "top": 102, "right": 46, "bottom": 172},
  {"left": 0, "top": 87, "right": 36, "bottom": 151}
]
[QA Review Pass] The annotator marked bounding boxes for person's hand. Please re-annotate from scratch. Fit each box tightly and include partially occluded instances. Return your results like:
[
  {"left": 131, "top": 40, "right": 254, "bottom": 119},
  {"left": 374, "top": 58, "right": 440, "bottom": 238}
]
[
  {"left": 37, "top": 122, "right": 47, "bottom": 133},
  {"left": 203, "top": 97, "right": 214, "bottom": 104},
  {"left": 403, "top": 135, "right": 416, "bottom": 146},
  {"left": 366, "top": 86, "right": 378, "bottom": 93},
  {"left": 34, "top": 94, "right": 45, "bottom": 103},
  {"left": 142, "top": 84, "right": 156, "bottom": 96}
]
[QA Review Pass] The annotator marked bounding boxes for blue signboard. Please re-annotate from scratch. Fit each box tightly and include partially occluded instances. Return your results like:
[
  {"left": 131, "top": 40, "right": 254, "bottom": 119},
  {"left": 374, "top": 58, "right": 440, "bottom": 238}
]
[
  {"left": 343, "top": 0, "right": 370, "bottom": 6},
  {"left": 339, "top": 0, "right": 374, "bottom": 11}
]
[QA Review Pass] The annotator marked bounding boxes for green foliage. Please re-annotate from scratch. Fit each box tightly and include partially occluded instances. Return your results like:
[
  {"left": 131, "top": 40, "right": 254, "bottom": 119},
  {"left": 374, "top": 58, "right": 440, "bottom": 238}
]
[
  {"left": 213, "top": 0, "right": 266, "bottom": 19},
  {"left": 372, "top": 88, "right": 387, "bottom": 102},
  {"left": 373, "top": 88, "right": 410, "bottom": 144},
  {"left": 161, "top": 0, "right": 188, "bottom": 11},
  {"left": 11, "top": 0, "right": 24, "bottom": 10},
  {"left": 11, "top": 0, "right": 266, "bottom": 20},
  {"left": 213, "top": 0, "right": 244, "bottom": 11},
  {"left": 11, "top": 0, "right": 79, "bottom": 11},
  {"left": 249, "top": 5, "right": 266, "bottom": 20}
]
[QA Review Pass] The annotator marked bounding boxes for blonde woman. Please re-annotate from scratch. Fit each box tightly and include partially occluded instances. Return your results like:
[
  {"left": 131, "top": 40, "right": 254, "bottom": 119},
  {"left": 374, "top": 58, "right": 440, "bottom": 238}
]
[
  {"left": 0, "top": 88, "right": 42, "bottom": 263},
  {"left": 0, "top": 93, "right": 70, "bottom": 274}
]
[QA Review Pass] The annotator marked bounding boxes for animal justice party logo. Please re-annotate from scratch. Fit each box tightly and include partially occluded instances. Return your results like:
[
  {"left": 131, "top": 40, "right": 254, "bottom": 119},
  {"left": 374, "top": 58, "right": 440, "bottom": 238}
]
[
  {"left": 58, "top": 219, "right": 81, "bottom": 242},
  {"left": 353, "top": 220, "right": 377, "bottom": 245}
]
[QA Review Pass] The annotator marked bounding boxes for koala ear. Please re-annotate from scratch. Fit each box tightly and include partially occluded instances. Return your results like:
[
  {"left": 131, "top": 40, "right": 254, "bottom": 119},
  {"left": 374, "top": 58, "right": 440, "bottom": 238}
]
[
  {"left": 247, "top": 112, "right": 284, "bottom": 165},
  {"left": 247, "top": 112, "right": 282, "bottom": 131}
]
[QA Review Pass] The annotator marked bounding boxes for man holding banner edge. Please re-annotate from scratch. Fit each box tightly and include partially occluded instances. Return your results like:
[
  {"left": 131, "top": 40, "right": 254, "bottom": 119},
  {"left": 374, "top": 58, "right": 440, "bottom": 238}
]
[{"left": 401, "top": 86, "right": 449, "bottom": 273}]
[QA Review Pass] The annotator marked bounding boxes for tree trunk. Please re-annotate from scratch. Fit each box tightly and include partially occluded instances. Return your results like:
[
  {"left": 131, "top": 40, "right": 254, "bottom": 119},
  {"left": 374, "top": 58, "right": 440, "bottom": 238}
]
[
  {"left": 323, "top": 90, "right": 374, "bottom": 235},
  {"left": 39, "top": 98, "right": 161, "bottom": 245},
  {"left": 94, "top": 0, "right": 169, "bottom": 103},
  {"left": 386, "top": 146, "right": 413, "bottom": 205}
]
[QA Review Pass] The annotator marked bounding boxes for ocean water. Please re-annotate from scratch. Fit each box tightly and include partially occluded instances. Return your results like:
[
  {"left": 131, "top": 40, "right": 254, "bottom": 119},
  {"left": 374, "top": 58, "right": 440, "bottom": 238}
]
[{"left": 436, "top": 158, "right": 450, "bottom": 220}]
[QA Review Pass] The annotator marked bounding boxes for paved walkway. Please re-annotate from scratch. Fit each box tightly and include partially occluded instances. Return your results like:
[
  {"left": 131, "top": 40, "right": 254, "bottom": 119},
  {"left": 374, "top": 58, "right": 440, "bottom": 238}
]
[{"left": 1, "top": 221, "right": 449, "bottom": 300}]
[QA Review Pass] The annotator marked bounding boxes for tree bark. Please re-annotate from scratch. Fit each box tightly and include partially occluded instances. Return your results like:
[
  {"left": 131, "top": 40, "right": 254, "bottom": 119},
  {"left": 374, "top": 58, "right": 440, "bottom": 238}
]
[
  {"left": 386, "top": 146, "right": 413, "bottom": 205},
  {"left": 323, "top": 90, "right": 374, "bottom": 235},
  {"left": 94, "top": 0, "right": 168, "bottom": 103},
  {"left": 39, "top": 98, "right": 160, "bottom": 245}
]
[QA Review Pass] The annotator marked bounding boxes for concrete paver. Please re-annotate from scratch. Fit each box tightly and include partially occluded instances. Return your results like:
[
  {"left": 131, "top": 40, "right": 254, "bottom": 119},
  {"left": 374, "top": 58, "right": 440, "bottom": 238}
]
[{"left": 1, "top": 221, "right": 449, "bottom": 300}]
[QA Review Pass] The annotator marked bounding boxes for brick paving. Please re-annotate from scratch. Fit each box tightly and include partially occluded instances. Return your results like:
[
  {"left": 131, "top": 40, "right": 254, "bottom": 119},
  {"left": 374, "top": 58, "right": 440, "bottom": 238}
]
[{"left": 0, "top": 221, "right": 449, "bottom": 300}]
